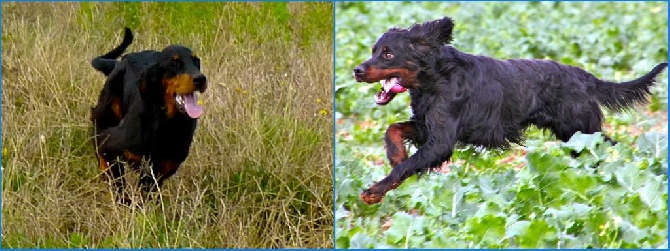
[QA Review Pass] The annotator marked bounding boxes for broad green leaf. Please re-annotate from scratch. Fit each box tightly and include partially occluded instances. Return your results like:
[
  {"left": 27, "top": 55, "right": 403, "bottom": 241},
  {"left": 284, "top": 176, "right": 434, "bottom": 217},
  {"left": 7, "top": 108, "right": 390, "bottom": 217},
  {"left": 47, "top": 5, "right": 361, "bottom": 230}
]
[
  {"left": 638, "top": 176, "right": 666, "bottom": 212},
  {"left": 349, "top": 232, "right": 376, "bottom": 248},
  {"left": 385, "top": 212, "right": 414, "bottom": 245},
  {"left": 465, "top": 214, "right": 506, "bottom": 246},
  {"left": 519, "top": 220, "right": 558, "bottom": 248},
  {"left": 636, "top": 132, "right": 668, "bottom": 160},
  {"left": 563, "top": 132, "right": 604, "bottom": 153},
  {"left": 619, "top": 219, "right": 648, "bottom": 244},
  {"left": 505, "top": 220, "right": 531, "bottom": 238},
  {"left": 613, "top": 162, "right": 647, "bottom": 191}
]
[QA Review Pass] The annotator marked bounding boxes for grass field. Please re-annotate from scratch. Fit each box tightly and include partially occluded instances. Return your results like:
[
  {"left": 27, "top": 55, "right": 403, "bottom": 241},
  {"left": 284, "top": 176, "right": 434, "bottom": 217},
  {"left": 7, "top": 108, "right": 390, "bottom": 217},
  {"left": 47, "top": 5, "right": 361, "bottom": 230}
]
[
  {"left": 335, "top": 2, "right": 668, "bottom": 248},
  {"left": 2, "top": 2, "right": 333, "bottom": 248}
]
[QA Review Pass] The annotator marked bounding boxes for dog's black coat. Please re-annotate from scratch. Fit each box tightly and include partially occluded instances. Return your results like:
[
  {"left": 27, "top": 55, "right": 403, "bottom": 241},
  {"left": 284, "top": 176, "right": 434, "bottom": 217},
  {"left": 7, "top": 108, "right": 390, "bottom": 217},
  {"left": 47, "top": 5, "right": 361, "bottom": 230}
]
[
  {"left": 90, "top": 28, "right": 207, "bottom": 204},
  {"left": 353, "top": 17, "right": 667, "bottom": 204}
]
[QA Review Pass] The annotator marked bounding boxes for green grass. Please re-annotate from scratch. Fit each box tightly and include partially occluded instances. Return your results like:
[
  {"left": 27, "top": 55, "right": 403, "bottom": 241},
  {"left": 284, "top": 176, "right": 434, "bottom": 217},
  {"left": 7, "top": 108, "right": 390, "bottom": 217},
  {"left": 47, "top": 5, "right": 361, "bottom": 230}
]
[
  {"left": 335, "top": 2, "right": 668, "bottom": 248},
  {"left": 2, "top": 2, "right": 333, "bottom": 248}
]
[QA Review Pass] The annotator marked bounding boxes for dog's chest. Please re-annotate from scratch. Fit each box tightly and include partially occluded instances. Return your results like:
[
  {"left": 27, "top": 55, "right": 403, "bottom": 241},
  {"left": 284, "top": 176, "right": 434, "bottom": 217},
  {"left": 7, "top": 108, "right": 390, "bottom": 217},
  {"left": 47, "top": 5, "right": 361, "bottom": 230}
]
[
  {"left": 150, "top": 118, "right": 197, "bottom": 160},
  {"left": 408, "top": 90, "right": 432, "bottom": 121}
]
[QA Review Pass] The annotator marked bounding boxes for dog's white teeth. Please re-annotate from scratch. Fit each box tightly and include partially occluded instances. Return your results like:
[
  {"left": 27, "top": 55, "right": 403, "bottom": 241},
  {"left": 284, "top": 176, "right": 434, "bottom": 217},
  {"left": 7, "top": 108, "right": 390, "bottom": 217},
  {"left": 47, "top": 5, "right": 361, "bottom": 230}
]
[
  {"left": 387, "top": 77, "right": 398, "bottom": 85},
  {"left": 382, "top": 78, "right": 392, "bottom": 92},
  {"left": 380, "top": 79, "right": 389, "bottom": 93}
]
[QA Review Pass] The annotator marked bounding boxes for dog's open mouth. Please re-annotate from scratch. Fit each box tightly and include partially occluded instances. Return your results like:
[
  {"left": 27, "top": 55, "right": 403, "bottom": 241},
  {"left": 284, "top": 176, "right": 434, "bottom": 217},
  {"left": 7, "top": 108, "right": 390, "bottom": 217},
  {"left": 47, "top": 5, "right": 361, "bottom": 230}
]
[
  {"left": 175, "top": 92, "right": 203, "bottom": 119},
  {"left": 375, "top": 77, "right": 407, "bottom": 105}
]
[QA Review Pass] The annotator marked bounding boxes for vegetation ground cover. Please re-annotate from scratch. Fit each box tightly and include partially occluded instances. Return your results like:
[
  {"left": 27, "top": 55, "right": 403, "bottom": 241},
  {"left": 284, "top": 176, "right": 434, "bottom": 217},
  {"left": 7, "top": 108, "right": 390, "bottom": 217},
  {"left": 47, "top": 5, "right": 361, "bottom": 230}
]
[
  {"left": 335, "top": 2, "right": 668, "bottom": 248},
  {"left": 2, "top": 2, "right": 333, "bottom": 248}
]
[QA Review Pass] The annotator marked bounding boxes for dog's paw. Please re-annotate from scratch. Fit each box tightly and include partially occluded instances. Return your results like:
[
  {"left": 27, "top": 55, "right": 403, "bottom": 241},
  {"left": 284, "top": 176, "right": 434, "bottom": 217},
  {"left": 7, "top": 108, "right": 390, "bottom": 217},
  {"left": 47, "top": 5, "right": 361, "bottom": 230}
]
[{"left": 360, "top": 189, "right": 384, "bottom": 204}]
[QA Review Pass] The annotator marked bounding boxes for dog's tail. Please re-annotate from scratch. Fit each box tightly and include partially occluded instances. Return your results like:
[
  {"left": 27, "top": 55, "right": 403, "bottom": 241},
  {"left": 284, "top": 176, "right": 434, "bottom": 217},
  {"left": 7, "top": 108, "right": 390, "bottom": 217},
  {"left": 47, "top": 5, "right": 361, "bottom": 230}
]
[
  {"left": 91, "top": 27, "right": 134, "bottom": 76},
  {"left": 594, "top": 62, "right": 667, "bottom": 112}
]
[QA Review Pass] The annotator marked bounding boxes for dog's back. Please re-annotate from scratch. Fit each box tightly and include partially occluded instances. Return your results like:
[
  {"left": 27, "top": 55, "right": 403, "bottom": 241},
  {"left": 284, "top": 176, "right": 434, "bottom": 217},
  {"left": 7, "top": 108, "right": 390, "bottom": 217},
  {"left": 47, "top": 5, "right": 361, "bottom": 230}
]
[
  {"left": 113, "top": 50, "right": 161, "bottom": 110},
  {"left": 437, "top": 45, "right": 667, "bottom": 145}
]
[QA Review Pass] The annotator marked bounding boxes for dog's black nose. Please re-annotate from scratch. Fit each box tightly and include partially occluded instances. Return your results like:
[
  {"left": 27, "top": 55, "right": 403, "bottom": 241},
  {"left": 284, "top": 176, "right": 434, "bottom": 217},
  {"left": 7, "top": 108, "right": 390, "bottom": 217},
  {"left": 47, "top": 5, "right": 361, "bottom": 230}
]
[
  {"left": 353, "top": 65, "right": 365, "bottom": 75},
  {"left": 193, "top": 74, "right": 207, "bottom": 91}
]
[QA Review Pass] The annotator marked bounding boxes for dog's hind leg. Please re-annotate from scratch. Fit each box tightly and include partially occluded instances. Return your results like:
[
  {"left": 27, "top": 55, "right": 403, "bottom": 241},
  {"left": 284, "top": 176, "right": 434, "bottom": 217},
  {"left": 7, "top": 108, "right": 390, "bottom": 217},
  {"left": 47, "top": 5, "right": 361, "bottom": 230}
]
[
  {"left": 91, "top": 66, "right": 126, "bottom": 130},
  {"left": 96, "top": 126, "right": 145, "bottom": 205},
  {"left": 98, "top": 155, "right": 111, "bottom": 172},
  {"left": 93, "top": 132, "right": 130, "bottom": 204},
  {"left": 548, "top": 100, "right": 616, "bottom": 158},
  {"left": 385, "top": 121, "right": 418, "bottom": 168}
]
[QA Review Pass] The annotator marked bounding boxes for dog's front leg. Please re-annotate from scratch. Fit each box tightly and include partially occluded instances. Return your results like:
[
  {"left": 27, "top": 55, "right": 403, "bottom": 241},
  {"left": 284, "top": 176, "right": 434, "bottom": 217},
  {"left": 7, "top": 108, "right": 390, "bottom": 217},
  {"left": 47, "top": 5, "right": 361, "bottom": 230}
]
[
  {"left": 385, "top": 121, "right": 418, "bottom": 167},
  {"left": 138, "top": 159, "right": 181, "bottom": 194},
  {"left": 362, "top": 115, "right": 458, "bottom": 204}
]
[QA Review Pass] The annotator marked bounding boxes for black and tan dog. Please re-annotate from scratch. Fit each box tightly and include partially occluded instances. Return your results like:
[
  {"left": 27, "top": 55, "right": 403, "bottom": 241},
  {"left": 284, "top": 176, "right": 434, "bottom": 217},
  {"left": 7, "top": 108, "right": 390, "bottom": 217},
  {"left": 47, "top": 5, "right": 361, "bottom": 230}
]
[
  {"left": 90, "top": 28, "right": 207, "bottom": 204},
  {"left": 353, "top": 17, "right": 667, "bottom": 204}
]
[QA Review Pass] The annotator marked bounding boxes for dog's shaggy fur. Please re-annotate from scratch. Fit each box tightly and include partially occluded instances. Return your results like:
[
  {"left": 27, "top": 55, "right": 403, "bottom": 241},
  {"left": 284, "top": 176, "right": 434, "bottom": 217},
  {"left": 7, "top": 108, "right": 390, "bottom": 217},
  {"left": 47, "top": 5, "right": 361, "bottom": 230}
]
[
  {"left": 353, "top": 17, "right": 667, "bottom": 204},
  {"left": 90, "top": 28, "right": 207, "bottom": 204}
]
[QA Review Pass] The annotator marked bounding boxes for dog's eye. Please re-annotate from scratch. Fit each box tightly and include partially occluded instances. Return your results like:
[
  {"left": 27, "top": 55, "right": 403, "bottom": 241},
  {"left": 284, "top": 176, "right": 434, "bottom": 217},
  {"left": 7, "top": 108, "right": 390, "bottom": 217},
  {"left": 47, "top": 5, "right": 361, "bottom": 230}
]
[
  {"left": 169, "top": 60, "right": 181, "bottom": 68},
  {"left": 383, "top": 52, "right": 394, "bottom": 59}
]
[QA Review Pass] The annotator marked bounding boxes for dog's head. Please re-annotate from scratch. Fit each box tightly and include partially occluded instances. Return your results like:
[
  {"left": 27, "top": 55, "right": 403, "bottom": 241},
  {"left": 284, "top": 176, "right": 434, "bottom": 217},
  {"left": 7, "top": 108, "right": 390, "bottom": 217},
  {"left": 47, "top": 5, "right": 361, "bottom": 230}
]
[
  {"left": 353, "top": 17, "right": 454, "bottom": 105},
  {"left": 144, "top": 45, "right": 208, "bottom": 119}
]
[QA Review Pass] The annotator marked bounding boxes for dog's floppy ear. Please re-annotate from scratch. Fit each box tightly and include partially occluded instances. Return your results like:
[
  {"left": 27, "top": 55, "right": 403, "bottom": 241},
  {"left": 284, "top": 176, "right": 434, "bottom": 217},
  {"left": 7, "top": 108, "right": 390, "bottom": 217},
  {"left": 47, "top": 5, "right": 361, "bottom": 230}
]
[
  {"left": 139, "top": 66, "right": 164, "bottom": 103},
  {"left": 408, "top": 17, "right": 454, "bottom": 46}
]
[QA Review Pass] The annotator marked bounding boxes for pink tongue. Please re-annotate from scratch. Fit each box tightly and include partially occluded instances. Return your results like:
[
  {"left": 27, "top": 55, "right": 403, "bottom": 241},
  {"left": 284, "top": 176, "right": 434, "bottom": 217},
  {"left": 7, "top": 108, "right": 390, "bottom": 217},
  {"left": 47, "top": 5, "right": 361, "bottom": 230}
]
[
  {"left": 383, "top": 78, "right": 407, "bottom": 93},
  {"left": 182, "top": 94, "right": 203, "bottom": 119}
]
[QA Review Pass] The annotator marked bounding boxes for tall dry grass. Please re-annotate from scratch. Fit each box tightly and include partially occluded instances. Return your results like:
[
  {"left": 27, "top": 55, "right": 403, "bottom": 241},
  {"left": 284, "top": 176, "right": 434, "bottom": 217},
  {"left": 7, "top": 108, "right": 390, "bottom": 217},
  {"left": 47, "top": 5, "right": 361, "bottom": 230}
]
[{"left": 2, "top": 2, "right": 333, "bottom": 248}]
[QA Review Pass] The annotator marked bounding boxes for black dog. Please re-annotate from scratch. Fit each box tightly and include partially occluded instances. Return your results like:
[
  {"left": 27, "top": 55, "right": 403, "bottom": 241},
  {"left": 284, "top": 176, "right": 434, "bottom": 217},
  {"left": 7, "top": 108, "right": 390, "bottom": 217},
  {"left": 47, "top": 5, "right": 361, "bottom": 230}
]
[
  {"left": 90, "top": 28, "right": 207, "bottom": 204},
  {"left": 353, "top": 17, "right": 667, "bottom": 204}
]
